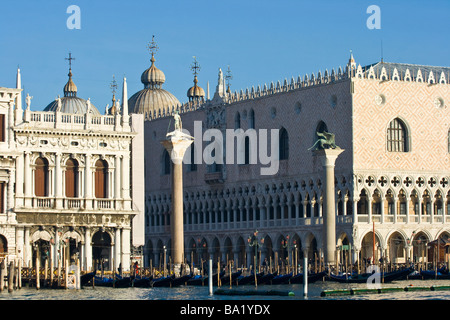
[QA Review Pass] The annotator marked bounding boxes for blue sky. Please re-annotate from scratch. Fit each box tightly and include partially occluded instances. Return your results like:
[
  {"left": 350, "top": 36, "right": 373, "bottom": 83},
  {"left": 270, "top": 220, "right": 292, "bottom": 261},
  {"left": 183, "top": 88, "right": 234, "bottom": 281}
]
[{"left": 0, "top": 0, "right": 448, "bottom": 111}]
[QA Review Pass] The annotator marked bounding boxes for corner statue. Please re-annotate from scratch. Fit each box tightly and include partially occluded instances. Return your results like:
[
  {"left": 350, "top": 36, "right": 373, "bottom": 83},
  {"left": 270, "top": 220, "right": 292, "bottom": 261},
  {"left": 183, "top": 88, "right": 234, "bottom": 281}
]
[
  {"left": 173, "top": 110, "right": 182, "bottom": 131},
  {"left": 308, "top": 131, "right": 340, "bottom": 151}
]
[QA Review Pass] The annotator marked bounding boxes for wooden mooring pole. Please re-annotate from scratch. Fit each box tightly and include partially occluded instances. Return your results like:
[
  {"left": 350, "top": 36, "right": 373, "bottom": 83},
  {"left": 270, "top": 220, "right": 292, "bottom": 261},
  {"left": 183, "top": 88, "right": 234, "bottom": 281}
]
[
  {"left": 36, "top": 256, "right": 40, "bottom": 290},
  {"left": 8, "top": 261, "right": 15, "bottom": 293},
  {"left": 0, "top": 260, "right": 4, "bottom": 291}
]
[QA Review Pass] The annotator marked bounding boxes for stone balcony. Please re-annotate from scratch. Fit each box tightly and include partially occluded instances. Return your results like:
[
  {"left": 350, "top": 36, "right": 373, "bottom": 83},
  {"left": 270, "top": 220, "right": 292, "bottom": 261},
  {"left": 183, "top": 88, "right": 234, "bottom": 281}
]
[
  {"left": 24, "top": 110, "right": 130, "bottom": 133},
  {"left": 15, "top": 196, "right": 131, "bottom": 212}
]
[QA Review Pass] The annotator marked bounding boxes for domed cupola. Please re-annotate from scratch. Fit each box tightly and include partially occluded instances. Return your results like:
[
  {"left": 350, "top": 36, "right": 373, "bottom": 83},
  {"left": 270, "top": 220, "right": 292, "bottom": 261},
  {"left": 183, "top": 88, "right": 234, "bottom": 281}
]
[
  {"left": 128, "top": 36, "right": 181, "bottom": 119},
  {"left": 44, "top": 53, "right": 100, "bottom": 115},
  {"left": 187, "top": 56, "right": 205, "bottom": 103},
  {"left": 63, "top": 68, "right": 78, "bottom": 97},
  {"left": 141, "top": 54, "right": 166, "bottom": 89}
]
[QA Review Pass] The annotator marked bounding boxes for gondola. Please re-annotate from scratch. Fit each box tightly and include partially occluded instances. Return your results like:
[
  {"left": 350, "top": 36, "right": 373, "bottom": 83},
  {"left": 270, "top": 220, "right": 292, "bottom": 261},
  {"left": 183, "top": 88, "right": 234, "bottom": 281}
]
[
  {"left": 220, "top": 270, "right": 242, "bottom": 285},
  {"left": 236, "top": 272, "right": 263, "bottom": 285},
  {"left": 289, "top": 271, "right": 326, "bottom": 284},
  {"left": 186, "top": 274, "right": 204, "bottom": 286},
  {"left": 328, "top": 267, "right": 414, "bottom": 283},
  {"left": 93, "top": 276, "right": 114, "bottom": 287},
  {"left": 132, "top": 276, "right": 153, "bottom": 287},
  {"left": 270, "top": 272, "right": 292, "bottom": 285},
  {"left": 170, "top": 274, "right": 192, "bottom": 287},
  {"left": 113, "top": 276, "right": 132, "bottom": 288},
  {"left": 80, "top": 270, "right": 97, "bottom": 286},
  {"left": 186, "top": 271, "right": 225, "bottom": 286},
  {"left": 257, "top": 271, "right": 277, "bottom": 285},
  {"left": 150, "top": 275, "right": 172, "bottom": 287},
  {"left": 420, "top": 269, "right": 450, "bottom": 280}
]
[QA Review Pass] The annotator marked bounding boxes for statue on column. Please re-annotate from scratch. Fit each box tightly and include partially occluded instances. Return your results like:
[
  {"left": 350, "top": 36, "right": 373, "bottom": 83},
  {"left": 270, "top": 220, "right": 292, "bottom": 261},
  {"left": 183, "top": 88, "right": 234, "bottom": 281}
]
[{"left": 308, "top": 131, "right": 340, "bottom": 151}]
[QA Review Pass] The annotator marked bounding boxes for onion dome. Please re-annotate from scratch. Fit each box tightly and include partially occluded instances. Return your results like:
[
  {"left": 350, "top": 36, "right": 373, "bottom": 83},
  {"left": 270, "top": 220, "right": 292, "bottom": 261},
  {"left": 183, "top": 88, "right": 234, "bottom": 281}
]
[
  {"left": 141, "top": 55, "right": 166, "bottom": 89},
  {"left": 187, "top": 75, "right": 205, "bottom": 103},
  {"left": 187, "top": 56, "right": 205, "bottom": 103},
  {"left": 128, "top": 38, "right": 181, "bottom": 118},
  {"left": 63, "top": 69, "right": 78, "bottom": 97},
  {"left": 44, "top": 67, "right": 100, "bottom": 115}
]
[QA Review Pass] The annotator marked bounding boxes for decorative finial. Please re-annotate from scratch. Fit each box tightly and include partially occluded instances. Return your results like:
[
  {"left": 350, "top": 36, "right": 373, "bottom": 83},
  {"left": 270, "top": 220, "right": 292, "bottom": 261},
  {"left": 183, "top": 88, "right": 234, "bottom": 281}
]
[
  {"left": 147, "top": 35, "right": 159, "bottom": 63},
  {"left": 225, "top": 65, "right": 233, "bottom": 92},
  {"left": 190, "top": 56, "right": 201, "bottom": 77},
  {"left": 110, "top": 75, "right": 118, "bottom": 96},
  {"left": 65, "top": 52, "right": 75, "bottom": 70}
]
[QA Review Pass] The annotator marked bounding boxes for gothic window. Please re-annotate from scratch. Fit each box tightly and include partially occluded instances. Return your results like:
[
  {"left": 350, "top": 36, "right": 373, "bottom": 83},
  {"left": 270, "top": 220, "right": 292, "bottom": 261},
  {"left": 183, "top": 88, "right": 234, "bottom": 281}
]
[
  {"left": 234, "top": 112, "right": 241, "bottom": 129},
  {"left": 279, "top": 127, "right": 289, "bottom": 160},
  {"left": 208, "top": 149, "right": 222, "bottom": 173},
  {"left": 65, "top": 158, "right": 79, "bottom": 198},
  {"left": 162, "top": 150, "right": 171, "bottom": 175},
  {"left": 248, "top": 109, "right": 255, "bottom": 129},
  {"left": 35, "top": 157, "right": 49, "bottom": 197},
  {"left": 0, "top": 114, "right": 4, "bottom": 142},
  {"left": 244, "top": 136, "right": 250, "bottom": 164},
  {"left": 189, "top": 146, "right": 197, "bottom": 172},
  {"left": 94, "top": 159, "right": 108, "bottom": 199},
  {"left": 387, "top": 118, "right": 409, "bottom": 152}
]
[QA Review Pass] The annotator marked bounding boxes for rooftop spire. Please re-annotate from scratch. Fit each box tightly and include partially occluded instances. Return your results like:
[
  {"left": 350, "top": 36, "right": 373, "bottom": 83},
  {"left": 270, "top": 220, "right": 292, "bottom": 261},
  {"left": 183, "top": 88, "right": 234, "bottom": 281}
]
[
  {"left": 147, "top": 35, "right": 159, "bottom": 65},
  {"left": 187, "top": 56, "right": 205, "bottom": 102},
  {"left": 16, "top": 66, "right": 22, "bottom": 110},
  {"left": 110, "top": 75, "right": 118, "bottom": 113},
  {"left": 141, "top": 36, "right": 166, "bottom": 89},
  {"left": 64, "top": 52, "right": 77, "bottom": 97},
  {"left": 225, "top": 65, "right": 233, "bottom": 93}
]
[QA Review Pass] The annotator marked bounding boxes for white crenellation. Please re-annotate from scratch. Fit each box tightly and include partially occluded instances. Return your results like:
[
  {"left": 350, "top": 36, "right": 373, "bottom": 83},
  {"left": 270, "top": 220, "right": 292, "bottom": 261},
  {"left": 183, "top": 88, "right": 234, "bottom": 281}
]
[{"left": 142, "top": 60, "right": 450, "bottom": 122}]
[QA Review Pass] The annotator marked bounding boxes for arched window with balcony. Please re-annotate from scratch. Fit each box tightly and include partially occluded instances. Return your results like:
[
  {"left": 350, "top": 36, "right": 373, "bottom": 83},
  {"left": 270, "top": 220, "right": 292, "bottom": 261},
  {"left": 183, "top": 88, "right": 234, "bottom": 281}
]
[
  {"left": 95, "top": 159, "right": 108, "bottom": 199},
  {"left": 65, "top": 158, "right": 79, "bottom": 198},
  {"left": 35, "top": 157, "right": 49, "bottom": 197}
]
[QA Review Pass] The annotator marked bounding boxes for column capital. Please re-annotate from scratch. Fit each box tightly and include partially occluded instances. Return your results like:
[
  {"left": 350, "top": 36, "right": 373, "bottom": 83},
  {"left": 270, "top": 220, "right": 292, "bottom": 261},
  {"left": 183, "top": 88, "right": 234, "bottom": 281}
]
[
  {"left": 312, "top": 148, "right": 345, "bottom": 167},
  {"left": 161, "top": 131, "right": 194, "bottom": 164}
]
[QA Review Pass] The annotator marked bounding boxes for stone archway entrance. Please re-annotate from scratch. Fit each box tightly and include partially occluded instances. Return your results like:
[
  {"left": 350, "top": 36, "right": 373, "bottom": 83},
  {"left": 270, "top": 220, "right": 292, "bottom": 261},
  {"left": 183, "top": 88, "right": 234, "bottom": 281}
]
[{"left": 92, "top": 230, "right": 112, "bottom": 271}]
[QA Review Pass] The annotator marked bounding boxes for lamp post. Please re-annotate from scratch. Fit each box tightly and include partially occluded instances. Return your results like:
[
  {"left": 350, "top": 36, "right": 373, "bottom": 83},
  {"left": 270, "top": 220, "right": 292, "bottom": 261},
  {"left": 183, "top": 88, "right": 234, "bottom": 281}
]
[
  {"left": 163, "top": 246, "right": 167, "bottom": 277},
  {"left": 248, "top": 230, "right": 264, "bottom": 287}
]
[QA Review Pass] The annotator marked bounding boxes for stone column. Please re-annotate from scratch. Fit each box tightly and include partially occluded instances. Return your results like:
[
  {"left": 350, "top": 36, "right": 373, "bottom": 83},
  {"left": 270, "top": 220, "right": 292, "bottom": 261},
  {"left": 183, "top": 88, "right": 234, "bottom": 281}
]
[
  {"left": 161, "top": 130, "right": 194, "bottom": 275},
  {"left": 7, "top": 168, "right": 15, "bottom": 223},
  {"left": 24, "top": 227, "right": 31, "bottom": 267},
  {"left": 122, "top": 227, "right": 131, "bottom": 271},
  {"left": 15, "top": 153, "right": 24, "bottom": 207},
  {"left": 115, "top": 228, "right": 121, "bottom": 272},
  {"left": 55, "top": 152, "right": 62, "bottom": 209},
  {"left": 313, "top": 148, "right": 344, "bottom": 265},
  {"left": 122, "top": 153, "right": 131, "bottom": 210},
  {"left": 115, "top": 155, "right": 121, "bottom": 206},
  {"left": 24, "top": 151, "right": 33, "bottom": 207},
  {"left": 85, "top": 228, "right": 92, "bottom": 271},
  {"left": 84, "top": 154, "right": 92, "bottom": 210}
]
